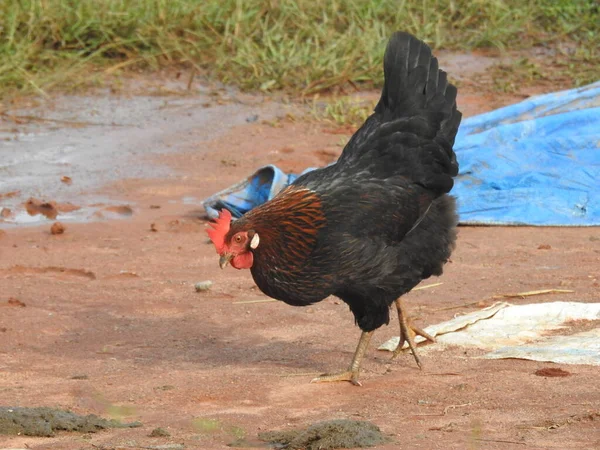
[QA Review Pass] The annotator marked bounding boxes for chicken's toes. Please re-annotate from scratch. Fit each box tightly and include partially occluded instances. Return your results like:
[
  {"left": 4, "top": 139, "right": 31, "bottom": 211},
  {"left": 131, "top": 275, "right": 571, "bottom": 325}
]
[
  {"left": 412, "top": 325, "right": 436, "bottom": 343},
  {"left": 310, "top": 370, "right": 362, "bottom": 386},
  {"left": 391, "top": 323, "right": 436, "bottom": 368}
]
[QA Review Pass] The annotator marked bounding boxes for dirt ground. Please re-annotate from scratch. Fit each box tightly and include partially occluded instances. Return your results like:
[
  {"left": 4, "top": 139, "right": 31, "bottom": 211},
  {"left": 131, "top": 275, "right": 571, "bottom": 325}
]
[{"left": 1, "top": 58, "right": 600, "bottom": 450}]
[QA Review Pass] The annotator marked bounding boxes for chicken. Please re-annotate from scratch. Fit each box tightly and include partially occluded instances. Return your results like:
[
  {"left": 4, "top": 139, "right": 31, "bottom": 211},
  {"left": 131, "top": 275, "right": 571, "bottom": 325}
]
[{"left": 207, "top": 31, "right": 461, "bottom": 385}]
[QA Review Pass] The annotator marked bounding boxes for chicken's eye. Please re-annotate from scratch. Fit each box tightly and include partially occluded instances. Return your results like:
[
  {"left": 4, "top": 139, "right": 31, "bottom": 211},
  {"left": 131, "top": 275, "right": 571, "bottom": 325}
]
[{"left": 234, "top": 234, "right": 243, "bottom": 243}]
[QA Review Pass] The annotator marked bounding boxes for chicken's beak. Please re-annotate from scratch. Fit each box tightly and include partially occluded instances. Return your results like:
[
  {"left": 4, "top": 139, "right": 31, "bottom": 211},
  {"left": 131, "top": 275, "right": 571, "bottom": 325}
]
[{"left": 219, "top": 253, "right": 233, "bottom": 269}]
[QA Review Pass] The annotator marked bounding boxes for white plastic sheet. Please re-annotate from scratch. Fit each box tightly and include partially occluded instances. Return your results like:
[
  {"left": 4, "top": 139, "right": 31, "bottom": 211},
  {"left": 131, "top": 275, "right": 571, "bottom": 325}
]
[{"left": 378, "top": 302, "right": 600, "bottom": 365}]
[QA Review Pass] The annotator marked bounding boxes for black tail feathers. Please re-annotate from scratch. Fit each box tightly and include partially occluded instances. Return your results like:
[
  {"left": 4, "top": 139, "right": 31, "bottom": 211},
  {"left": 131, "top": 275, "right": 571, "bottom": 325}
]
[
  {"left": 375, "top": 32, "right": 461, "bottom": 150},
  {"left": 337, "top": 32, "right": 461, "bottom": 195}
]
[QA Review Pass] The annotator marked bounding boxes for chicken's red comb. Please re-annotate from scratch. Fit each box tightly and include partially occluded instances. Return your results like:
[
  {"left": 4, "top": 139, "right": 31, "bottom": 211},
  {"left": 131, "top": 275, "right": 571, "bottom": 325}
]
[{"left": 206, "top": 208, "right": 232, "bottom": 254}]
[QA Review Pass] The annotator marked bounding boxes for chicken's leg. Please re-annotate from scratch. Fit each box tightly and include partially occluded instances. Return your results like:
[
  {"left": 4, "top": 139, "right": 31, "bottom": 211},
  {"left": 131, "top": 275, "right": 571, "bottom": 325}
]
[
  {"left": 392, "top": 297, "right": 435, "bottom": 368},
  {"left": 310, "top": 330, "right": 373, "bottom": 386}
]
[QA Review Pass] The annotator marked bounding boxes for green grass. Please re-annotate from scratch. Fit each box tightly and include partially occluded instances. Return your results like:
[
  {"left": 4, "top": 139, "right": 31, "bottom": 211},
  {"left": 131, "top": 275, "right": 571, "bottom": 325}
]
[
  {"left": 0, "top": 0, "right": 598, "bottom": 99},
  {"left": 311, "top": 96, "right": 377, "bottom": 128},
  {"left": 488, "top": 47, "right": 599, "bottom": 94}
]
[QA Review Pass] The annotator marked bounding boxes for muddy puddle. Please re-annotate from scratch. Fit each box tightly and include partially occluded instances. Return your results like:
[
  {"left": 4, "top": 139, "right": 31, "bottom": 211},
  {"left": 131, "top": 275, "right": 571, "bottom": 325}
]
[{"left": 0, "top": 80, "right": 283, "bottom": 228}]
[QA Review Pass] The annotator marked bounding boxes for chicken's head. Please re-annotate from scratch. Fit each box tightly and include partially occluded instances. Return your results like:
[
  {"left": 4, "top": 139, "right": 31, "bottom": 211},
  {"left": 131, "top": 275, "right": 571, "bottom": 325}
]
[{"left": 206, "top": 209, "right": 259, "bottom": 270}]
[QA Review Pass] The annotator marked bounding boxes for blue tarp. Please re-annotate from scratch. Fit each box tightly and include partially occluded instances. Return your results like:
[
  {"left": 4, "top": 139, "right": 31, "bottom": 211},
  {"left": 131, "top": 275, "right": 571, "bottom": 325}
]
[{"left": 203, "top": 81, "right": 600, "bottom": 226}]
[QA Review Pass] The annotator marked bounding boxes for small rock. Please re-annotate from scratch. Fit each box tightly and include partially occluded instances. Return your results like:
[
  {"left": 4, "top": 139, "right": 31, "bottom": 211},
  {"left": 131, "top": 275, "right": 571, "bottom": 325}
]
[
  {"left": 25, "top": 198, "right": 58, "bottom": 219},
  {"left": 150, "top": 223, "right": 158, "bottom": 232},
  {"left": 246, "top": 114, "right": 259, "bottom": 123},
  {"left": 149, "top": 427, "right": 171, "bottom": 437},
  {"left": 119, "top": 271, "right": 139, "bottom": 278},
  {"left": 537, "top": 244, "right": 551, "bottom": 250},
  {"left": 1, "top": 207, "right": 12, "bottom": 218},
  {"left": 61, "top": 176, "right": 73, "bottom": 185},
  {"left": 195, "top": 281, "right": 213, "bottom": 292},
  {"left": 8, "top": 297, "right": 26, "bottom": 307},
  {"left": 51, "top": 222, "right": 65, "bottom": 235}
]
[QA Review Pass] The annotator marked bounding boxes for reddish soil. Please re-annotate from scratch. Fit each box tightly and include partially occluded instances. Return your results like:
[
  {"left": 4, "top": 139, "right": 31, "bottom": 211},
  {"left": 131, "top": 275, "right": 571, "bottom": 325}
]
[{"left": 1, "top": 84, "right": 599, "bottom": 450}]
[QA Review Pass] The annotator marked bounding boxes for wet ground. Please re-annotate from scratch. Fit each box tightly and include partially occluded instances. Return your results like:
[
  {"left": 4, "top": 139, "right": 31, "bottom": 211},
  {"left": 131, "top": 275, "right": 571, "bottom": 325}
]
[
  {"left": 1, "top": 52, "right": 599, "bottom": 450},
  {"left": 0, "top": 50, "right": 516, "bottom": 228},
  {"left": 0, "top": 78, "right": 284, "bottom": 227}
]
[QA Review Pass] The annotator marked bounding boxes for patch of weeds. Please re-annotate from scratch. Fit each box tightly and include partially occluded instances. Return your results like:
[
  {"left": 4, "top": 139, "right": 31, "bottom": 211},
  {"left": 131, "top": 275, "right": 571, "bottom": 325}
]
[
  {"left": 0, "top": 406, "right": 140, "bottom": 437},
  {"left": 193, "top": 418, "right": 222, "bottom": 433},
  {"left": 487, "top": 45, "right": 598, "bottom": 94},
  {"left": 106, "top": 404, "right": 137, "bottom": 421},
  {"left": 0, "top": 1, "right": 598, "bottom": 99},
  {"left": 550, "top": 47, "right": 599, "bottom": 87},
  {"left": 88, "top": 391, "right": 137, "bottom": 423},
  {"left": 490, "top": 58, "right": 547, "bottom": 93},
  {"left": 259, "top": 419, "right": 390, "bottom": 450},
  {"left": 310, "top": 96, "right": 376, "bottom": 128},
  {"left": 193, "top": 417, "right": 245, "bottom": 441},
  {"left": 149, "top": 427, "right": 171, "bottom": 437}
]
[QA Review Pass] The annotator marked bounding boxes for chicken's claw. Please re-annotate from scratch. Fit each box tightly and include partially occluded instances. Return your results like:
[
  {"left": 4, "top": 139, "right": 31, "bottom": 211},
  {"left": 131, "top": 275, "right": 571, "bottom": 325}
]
[
  {"left": 311, "top": 370, "right": 362, "bottom": 386},
  {"left": 309, "top": 330, "right": 373, "bottom": 386},
  {"left": 392, "top": 297, "right": 436, "bottom": 368}
]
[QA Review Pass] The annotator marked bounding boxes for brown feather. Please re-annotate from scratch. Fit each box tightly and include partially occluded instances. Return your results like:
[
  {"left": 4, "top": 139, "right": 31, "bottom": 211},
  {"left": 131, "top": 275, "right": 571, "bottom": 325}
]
[{"left": 229, "top": 186, "right": 326, "bottom": 271}]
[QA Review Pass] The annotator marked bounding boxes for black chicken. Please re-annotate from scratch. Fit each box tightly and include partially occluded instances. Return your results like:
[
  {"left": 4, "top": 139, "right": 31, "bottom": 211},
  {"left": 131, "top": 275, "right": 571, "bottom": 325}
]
[{"left": 208, "top": 31, "right": 461, "bottom": 385}]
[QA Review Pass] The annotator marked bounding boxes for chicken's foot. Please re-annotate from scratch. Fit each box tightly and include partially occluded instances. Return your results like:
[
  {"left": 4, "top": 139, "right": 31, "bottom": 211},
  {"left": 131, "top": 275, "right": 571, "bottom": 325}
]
[
  {"left": 392, "top": 297, "right": 435, "bottom": 368},
  {"left": 310, "top": 330, "right": 373, "bottom": 386}
]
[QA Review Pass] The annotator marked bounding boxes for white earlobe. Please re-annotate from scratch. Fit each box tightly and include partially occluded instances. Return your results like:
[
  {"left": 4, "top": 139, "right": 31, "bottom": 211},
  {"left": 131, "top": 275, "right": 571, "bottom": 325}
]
[{"left": 250, "top": 233, "right": 260, "bottom": 249}]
